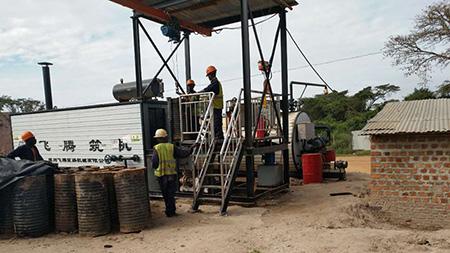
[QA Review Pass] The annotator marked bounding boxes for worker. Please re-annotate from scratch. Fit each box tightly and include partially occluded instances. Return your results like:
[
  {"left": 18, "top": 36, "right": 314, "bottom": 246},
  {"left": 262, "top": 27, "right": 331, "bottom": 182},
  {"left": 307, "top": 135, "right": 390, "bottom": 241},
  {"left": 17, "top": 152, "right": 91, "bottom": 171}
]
[
  {"left": 185, "top": 79, "right": 201, "bottom": 137},
  {"left": 152, "top": 129, "right": 198, "bottom": 217},
  {"left": 7, "top": 131, "right": 43, "bottom": 161},
  {"left": 200, "top": 65, "right": 224, "bottom": 140},
  {"left": 186, "top": 79, "right": 196, "bottom": 94}
]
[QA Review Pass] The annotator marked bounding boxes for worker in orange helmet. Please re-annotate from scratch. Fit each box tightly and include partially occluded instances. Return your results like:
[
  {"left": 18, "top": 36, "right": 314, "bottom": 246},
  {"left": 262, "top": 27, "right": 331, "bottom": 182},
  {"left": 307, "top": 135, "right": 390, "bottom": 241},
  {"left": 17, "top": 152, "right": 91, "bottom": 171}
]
[
  {"left": 200, "top": 65, "right": 224, "bottom": 140},
  {"left": 185, "top": 79, "right": 201, "bottom": 136},
  {"left": 7, "top": 131, "right": 43, "bottom": 161},
  {"left": 186, "top": 79, "right": 196, "bottom": 94}
]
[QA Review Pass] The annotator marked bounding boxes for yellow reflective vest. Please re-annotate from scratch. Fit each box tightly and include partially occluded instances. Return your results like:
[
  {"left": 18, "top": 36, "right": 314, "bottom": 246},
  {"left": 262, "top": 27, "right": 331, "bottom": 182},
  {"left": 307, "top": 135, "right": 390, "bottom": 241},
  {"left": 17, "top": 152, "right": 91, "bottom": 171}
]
[
  {"left": 213, "top": 81, "right": 224, "bottom": 110},
  {"left": 154, "top": 143, "right": 177, "bottom": 177}
]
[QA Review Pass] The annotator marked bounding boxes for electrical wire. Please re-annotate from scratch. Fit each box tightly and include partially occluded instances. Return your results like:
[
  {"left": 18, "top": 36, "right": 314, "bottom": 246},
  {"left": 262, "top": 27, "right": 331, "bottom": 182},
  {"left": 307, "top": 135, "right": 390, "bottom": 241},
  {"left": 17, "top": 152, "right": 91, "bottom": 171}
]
[
  {"left": 164, "top": 51, "right": 382, "bottom": 93},
  {"left": 286, "top": 28, "right": 336, "bottom": 92},
  {"left": 213, "top": 13, "right": 278, "bottom": 33}
]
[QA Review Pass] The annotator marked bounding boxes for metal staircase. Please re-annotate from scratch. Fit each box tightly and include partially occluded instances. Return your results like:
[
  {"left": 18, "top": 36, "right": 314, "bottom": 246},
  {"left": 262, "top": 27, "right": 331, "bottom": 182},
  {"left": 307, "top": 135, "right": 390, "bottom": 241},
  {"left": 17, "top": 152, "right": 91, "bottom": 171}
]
[{"left": 180, "top": 91, "right": 244, "bottom": 214}]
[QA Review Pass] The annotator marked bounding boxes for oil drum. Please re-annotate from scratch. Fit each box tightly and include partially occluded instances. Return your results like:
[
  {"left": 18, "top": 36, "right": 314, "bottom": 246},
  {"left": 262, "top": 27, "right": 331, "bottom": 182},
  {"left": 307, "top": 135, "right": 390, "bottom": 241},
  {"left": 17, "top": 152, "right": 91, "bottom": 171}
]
[
  {"left": 113, "top": 168, "right": 149, "bottom": 233},
  {"left": 12, "top": 175, "right": 49, "bottom": 237},
  {"left": 0, "top": 185, "right": 14, "bottom": 235},
  {"left": 301, "top": 153, "right": 323, "bottom": 184},
  {"left": 75, "top": 172, "right": 111, "bottom": 236},
  {"left": 54, "top": 173, "right": 78, "bottom": 233}
]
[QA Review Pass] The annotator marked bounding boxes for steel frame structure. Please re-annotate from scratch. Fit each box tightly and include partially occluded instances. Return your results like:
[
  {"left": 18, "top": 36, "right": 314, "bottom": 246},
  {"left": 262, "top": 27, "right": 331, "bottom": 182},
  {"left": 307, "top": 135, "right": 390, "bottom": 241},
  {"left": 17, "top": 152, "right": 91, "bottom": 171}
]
[{"left": 130, "top": 0, "right": 291, "bottom": 203}]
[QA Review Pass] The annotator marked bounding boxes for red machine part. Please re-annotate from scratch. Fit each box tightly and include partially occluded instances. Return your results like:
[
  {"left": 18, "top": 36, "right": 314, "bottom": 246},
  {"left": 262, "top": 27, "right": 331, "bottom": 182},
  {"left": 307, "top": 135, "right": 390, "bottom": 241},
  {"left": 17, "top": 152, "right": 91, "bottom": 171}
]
[
  {"left": 256, "top": 117, "right": 266, "bottom": 139},
  {"left": 324, "top": 149, "right": 336, "bottom": 162},
  {"left": 301, "top": 153, "right": 323, "bottom": 184}
]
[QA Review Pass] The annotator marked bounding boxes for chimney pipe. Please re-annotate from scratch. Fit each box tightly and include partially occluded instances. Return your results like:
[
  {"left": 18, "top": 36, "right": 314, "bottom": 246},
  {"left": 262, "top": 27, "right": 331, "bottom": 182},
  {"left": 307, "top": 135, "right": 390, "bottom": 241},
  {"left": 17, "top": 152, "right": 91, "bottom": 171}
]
[{"left": 38, "top": 62, "right": 53, "bottom": 110}]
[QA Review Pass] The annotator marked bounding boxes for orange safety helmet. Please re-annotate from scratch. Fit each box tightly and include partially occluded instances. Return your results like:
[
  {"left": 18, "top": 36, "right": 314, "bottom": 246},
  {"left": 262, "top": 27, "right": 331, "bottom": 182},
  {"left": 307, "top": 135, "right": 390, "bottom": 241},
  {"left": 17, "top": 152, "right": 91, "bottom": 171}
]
[
  {"left": 206, "top": 65, "right": 217, "bottom": 76},
  {"left": 21, "top": 131, "right": 35, "bottom": 141},
  {"left": 186, "top": 79, "right": 196, "bottom": 86}
]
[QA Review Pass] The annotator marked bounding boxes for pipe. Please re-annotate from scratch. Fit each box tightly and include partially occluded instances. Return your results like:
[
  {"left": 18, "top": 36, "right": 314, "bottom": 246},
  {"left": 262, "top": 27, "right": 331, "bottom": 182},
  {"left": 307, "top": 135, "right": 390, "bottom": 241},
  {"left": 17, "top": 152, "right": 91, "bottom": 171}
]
[
  {"left": 184, "top": 32, "right": 191, "bottom": 82},
  {"left": 38, "top": 62, "right": 53, "bottom": 110}
]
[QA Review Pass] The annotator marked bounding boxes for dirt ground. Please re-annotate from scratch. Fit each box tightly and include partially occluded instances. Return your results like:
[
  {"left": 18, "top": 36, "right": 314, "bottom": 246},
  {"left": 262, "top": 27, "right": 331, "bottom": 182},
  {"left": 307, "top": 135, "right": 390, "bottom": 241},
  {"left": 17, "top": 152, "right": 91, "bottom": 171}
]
[
  {"left": 1, "top": 156, "right": 449, "bottom": 253},
  {"left": 338, "top": 155, "right": 371, "bottom": 174}
]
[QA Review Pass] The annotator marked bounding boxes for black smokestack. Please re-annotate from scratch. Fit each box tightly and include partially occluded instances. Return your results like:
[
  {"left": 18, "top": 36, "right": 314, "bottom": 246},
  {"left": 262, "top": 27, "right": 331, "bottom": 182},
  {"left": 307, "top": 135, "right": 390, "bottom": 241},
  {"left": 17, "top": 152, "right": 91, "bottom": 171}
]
[{"left": 38, "top": 62, "right": 53, "bottom": 110}]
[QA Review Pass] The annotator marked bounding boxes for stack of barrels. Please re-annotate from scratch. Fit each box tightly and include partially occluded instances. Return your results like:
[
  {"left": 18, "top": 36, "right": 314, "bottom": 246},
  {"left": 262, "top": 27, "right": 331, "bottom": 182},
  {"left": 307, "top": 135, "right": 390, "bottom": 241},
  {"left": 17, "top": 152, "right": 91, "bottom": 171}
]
[{"left": 0, "top": 166, "right": 150, "bottom": 238}]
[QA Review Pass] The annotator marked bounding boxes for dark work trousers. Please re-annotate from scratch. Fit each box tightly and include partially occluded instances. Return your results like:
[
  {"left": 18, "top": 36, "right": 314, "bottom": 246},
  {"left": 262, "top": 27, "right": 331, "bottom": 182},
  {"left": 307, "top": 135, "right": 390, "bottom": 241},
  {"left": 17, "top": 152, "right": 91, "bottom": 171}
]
[
  {"left": 213, "top": 109, "right": 224, "bottom": 140},
  {"left": 158, "top": 175, "right": 177, "bottom": 216}
]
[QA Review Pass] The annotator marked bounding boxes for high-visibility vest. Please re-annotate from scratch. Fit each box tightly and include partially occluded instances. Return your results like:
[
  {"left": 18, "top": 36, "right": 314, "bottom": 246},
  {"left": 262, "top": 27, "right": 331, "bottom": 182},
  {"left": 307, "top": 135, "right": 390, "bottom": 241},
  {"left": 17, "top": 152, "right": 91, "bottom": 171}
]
[
  {"left": 154, "top": 143, "right": 177, "bottom": 177},
  {"left": 213, "top": 81, "right": 223, "bottom": 110}
]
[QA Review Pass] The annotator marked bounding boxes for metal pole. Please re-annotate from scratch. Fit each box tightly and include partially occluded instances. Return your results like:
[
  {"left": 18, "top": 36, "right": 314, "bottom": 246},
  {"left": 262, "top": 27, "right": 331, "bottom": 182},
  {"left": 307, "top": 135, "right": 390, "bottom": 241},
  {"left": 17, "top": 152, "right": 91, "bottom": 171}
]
[
  {"left": 132, "top": 12, "right": 143, "bottom": 99},
  {"left": 184, "top": 32, "right": 191, "bottom": 81},
  {"left": 241, "top": 0, "right": 254, "bottom": 198},
  {"left": 38, "top": 62, "right": 53, "bottom": 110},
  {"left": 280, "top": 10, "right": 290, "bottom": 185}
]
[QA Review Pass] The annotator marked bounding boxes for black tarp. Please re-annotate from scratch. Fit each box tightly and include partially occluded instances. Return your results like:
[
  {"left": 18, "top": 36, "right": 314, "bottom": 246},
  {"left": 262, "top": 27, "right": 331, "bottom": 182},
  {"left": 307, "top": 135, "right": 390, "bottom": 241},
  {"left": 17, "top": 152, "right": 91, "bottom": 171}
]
[{"left": 0, "top": 157, "right": 56, "bottom": 191}]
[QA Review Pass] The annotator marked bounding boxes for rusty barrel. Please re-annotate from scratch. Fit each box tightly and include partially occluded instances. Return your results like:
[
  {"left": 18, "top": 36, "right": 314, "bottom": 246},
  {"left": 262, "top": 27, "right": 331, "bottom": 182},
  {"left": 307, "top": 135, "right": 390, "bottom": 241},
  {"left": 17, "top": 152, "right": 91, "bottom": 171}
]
[
  {"left": 75, "top": 172, "right": 111, "bottom": 236},
  {"left": 0, "top": 185, "right": 14, "bottom": 235},
  {"left": 113, "top": 168, "right": 149, "bottom": 233},
  {"left": 12, "top": 175, "right": 49, "bottom": 237},
  {"left": 54, "top": 173, "right": 78, "bottom": 233}
]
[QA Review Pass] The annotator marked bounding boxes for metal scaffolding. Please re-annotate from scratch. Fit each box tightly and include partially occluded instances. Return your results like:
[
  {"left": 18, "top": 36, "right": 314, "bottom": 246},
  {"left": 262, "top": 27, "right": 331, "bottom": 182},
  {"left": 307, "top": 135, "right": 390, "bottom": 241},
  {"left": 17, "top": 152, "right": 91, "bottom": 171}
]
[{"left": 121, "top": 0, "right": 295, "bottom": 207}]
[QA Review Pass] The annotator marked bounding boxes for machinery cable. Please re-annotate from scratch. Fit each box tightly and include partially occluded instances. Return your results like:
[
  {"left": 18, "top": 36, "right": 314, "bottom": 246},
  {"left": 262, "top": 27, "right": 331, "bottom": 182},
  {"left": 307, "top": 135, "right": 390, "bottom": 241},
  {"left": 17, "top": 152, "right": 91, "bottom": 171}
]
[
  {"left": 213, "top": 13, "right": 278, "bottom": 33},
  {"left": 286, "top": 28, "right": 336, "bottom": 92}
]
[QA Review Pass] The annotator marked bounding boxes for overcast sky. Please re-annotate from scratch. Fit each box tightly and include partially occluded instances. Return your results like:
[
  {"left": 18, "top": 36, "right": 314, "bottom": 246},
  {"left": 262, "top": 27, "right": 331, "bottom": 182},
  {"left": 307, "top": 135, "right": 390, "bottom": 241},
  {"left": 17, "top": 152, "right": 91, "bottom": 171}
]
[{"left": 0, "top": 0, "right": 448, "bottom": 108}]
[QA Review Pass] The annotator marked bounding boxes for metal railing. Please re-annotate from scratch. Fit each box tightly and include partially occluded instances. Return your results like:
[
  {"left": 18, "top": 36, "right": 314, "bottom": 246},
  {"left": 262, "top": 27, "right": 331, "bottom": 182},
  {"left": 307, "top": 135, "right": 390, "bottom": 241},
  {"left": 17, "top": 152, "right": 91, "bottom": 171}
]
[
  {"left": 226, "top": 89, "right": 282, "bottom": 143},
  {"left": 179, "top": 92, "right": 214, "bottom": 141},
  {"left": 220, "top": 89, "right": 244, "bottom": 207},
  {"left": 179, "top": 92, "right": 216, "bottom": 202}
]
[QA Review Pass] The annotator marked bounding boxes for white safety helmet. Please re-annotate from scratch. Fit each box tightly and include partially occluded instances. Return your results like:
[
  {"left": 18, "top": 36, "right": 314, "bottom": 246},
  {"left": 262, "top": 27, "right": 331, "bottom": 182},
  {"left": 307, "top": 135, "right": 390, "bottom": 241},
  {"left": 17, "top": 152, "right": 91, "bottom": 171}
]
[{"left": 154, "top": 129, "right": 168, "bottom": 138}]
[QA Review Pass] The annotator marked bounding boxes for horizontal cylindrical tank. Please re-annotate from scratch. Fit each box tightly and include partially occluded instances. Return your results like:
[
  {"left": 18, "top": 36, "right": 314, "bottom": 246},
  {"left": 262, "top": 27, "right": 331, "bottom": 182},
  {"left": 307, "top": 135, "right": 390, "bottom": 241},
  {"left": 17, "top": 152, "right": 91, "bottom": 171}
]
[{"left": 112, "top": 79, "right": 163, "bottom": 102}]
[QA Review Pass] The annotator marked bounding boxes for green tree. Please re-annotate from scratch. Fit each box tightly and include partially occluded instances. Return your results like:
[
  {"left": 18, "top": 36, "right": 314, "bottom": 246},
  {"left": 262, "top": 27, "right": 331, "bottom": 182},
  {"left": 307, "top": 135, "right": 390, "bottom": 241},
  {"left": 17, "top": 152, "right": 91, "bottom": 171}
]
[
  {"left": 299, "top": 85, "right": 400, "bottom": 153},
  {"left": 0, "top": 95, "right": 45, "bottom": 113},
  {"left": 436, "top": 80, "right": 450, "bottom": 98},
  {"left": 384, "top": 1, "right": 450, "bottom": 81},
  {"left": 404, "top": 88, "right": 436, "bottom": 101}
]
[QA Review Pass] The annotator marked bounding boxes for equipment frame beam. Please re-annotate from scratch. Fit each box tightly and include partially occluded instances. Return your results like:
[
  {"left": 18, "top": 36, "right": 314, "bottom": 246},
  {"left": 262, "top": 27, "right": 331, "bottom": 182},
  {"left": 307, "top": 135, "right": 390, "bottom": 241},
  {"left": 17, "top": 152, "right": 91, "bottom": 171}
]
[
  {"left": 240, "top": 0, "right": 255, "bottom": 199},
  {"left": 138, "top": 19, "right": 186, "bottom": 96},
  {"left": 280, "top": 10, "right": 290, "bottom": 186},
  {"left": 132, "top": 13, "right": 143, "bottom": 99}
]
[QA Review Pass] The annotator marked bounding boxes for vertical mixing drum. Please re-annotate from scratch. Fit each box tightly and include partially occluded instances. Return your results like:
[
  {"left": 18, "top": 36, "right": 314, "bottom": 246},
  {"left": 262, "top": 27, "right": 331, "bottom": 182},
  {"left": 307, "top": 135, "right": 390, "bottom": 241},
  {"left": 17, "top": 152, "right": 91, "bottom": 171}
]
[
  {"left": 12, "top": 175, "right": 49, "bottom": 237},
  {"left": 0, "top": 185, "right": 14, "bottom": 235},
  {"left": 75, "top": 172, "right": 111, "bottom": 236},
  {"left": 113, "top": 168, "right": 149, "bottom": 233},
  {"left": 54, "top": 173, "right": 78, "bottom": 233}
]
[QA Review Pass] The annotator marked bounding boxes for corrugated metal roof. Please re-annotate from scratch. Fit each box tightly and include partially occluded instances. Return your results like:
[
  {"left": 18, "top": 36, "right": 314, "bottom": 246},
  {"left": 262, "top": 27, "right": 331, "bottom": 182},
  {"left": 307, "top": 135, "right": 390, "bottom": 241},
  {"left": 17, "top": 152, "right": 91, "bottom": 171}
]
[
  {"left": 148, "top": 0, "right": 298, "bottom": 26},
  {"left": 111, "top": 0, "right": 298, "bottom": 32},
  {"left": 361, "top": 99, "right": 450, "bottom": 135}
]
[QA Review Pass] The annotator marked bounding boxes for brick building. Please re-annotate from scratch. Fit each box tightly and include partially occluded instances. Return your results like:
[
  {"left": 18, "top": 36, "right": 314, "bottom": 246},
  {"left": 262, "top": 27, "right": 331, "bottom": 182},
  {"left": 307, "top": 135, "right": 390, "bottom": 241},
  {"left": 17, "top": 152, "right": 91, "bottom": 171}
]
[
  {"left": 361, "top": 99, "right": 449, "bottom": 228},
  {"left": 0, "top": 112, "right": 13, "bottom": 156}
]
